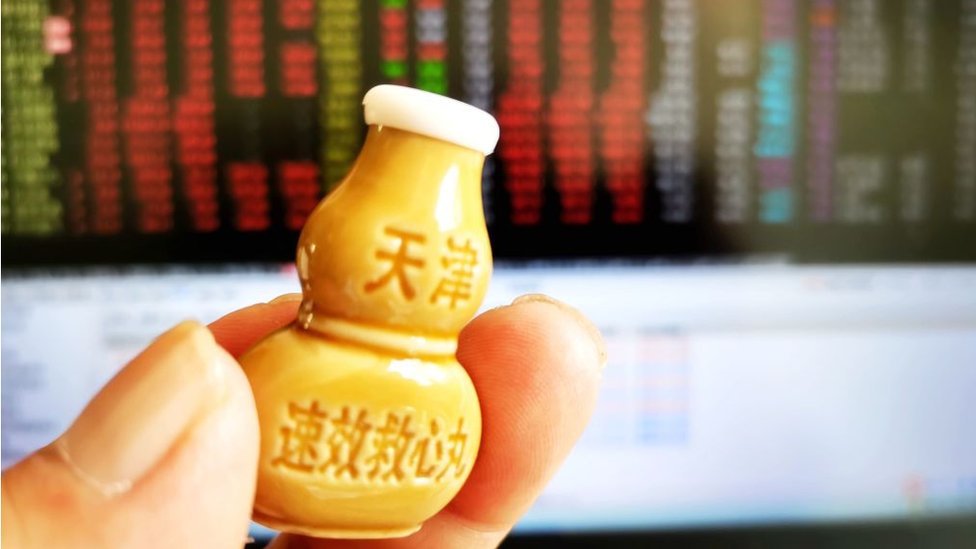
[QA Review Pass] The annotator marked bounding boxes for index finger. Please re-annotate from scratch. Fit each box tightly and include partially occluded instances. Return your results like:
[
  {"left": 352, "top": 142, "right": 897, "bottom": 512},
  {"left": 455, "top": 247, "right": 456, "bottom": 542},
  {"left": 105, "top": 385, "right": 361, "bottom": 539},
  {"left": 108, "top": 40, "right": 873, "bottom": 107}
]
[{"left": 207, "top": 294, "right": 302, "bottom": 357}]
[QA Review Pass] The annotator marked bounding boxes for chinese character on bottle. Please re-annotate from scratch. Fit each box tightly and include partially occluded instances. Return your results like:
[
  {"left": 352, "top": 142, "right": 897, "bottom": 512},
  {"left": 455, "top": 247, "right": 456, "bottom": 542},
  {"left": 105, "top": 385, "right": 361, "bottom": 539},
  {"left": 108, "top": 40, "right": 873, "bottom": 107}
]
[
  {"left": 364, "top": 227, "right": 480, "bottom": 307},
  {"left": 364, "top": 227, "right": 426, "bottom": 299},
  {"left": 271, "top": 401, "right": 471, "bottom": 485},
  {"left": 430, "top": 237, "right": 478, "bottom": 308},
  {"left": 272, "top": 401, "right": 327, "bottom": 472}
]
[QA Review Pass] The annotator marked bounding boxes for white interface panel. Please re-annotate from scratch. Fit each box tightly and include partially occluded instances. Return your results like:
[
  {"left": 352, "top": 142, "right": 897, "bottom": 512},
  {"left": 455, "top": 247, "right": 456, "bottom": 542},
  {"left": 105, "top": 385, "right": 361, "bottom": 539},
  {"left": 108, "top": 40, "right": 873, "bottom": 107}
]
[{"left": 3, "top": 264, "right": 975, "bottom": 532}]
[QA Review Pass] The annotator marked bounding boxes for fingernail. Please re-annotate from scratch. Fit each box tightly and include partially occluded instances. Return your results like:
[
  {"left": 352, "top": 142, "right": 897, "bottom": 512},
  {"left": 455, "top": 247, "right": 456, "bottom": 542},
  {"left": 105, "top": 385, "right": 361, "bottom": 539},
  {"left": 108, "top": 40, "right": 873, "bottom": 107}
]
[
  {"left": 512, "top": 294, "right": 608, "bottom": 370},
  {"left": 268, "top": 293, "right": 303, "bottom": 304},
  {"left": 57, "top": 321, "right": 229, "bottom": 496}
]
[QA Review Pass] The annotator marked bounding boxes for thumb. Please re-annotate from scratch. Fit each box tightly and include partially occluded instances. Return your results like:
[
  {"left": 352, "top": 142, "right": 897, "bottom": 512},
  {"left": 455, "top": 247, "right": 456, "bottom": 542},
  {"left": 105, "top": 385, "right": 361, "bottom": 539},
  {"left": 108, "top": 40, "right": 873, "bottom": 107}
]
[{"left": 1, "top": 321, "right": 260, "bottom": 548}]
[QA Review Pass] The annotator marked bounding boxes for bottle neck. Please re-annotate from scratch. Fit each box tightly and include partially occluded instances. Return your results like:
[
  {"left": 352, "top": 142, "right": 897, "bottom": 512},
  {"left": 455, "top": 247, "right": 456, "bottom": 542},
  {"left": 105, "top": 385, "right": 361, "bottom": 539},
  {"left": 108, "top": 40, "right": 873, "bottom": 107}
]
[
  {"left": 298, "top": 309, "right": 460, "bottom": 357},
  {"left": 347, "top": 126, "right": 486, "bottom": 194}
]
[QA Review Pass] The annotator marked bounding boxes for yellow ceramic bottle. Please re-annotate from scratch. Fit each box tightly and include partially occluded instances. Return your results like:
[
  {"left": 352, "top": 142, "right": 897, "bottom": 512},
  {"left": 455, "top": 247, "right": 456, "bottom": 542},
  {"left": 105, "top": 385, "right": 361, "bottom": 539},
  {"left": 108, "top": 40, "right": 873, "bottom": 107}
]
[{"left": 239, "top": 85, "right": 499, "bottom": 538}]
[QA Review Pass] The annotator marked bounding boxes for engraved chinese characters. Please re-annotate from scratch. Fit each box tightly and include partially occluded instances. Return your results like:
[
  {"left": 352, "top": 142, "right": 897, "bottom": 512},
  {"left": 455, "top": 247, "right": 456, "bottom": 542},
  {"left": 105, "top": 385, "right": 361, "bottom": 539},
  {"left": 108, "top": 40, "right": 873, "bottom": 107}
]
[
  {"left": 364, "top": 227, "right": 481, "bottom": 310},
  {"left": 430, "top": 237, "right": 479, "bottom": 308},
  {"left": 365, "top": 227, "right": 427, "bottom": 299},
  {"left": 240, "top": 87, "right": 497, "bottom": 539},
  {"left": 242, "top": 328, "right": 482, "bottom": 538},
  {"left": 272, "top": 401, "right": 471, "bottom": 484}
]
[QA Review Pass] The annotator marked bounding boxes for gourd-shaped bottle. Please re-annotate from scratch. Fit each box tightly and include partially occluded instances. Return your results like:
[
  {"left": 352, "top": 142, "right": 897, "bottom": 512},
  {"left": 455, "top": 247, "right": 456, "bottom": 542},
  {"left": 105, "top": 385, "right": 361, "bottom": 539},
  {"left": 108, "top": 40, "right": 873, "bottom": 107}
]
[{"left": 239, "top": 85, "right": 498, "bottom": 538}]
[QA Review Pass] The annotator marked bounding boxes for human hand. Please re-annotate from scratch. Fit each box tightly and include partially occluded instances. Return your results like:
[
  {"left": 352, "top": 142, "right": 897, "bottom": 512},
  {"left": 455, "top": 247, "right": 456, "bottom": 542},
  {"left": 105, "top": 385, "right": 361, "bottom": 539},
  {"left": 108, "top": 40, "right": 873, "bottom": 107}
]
[{"left": 1, "top": 294, "right": 605, "bottom": 548}]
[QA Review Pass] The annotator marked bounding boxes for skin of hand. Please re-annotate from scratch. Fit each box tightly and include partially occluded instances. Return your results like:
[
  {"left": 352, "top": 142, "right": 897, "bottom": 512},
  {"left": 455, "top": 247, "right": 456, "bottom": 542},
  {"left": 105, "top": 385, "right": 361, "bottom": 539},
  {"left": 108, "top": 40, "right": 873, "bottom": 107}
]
[{"left": 1, "top": 293, "right": 606, "bottom": 549}]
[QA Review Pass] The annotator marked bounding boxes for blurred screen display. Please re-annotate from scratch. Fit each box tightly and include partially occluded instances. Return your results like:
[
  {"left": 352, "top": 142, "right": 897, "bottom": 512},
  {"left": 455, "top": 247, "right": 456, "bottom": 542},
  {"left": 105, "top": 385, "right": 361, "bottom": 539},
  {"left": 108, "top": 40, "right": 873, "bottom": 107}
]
[
  {"left": 2, "top": 0, "right": 976, "bottom": 537},
  {"left": 3, "top": 265, "right": 976, "bottom": 533},
  {"left": 1, "top": 0, "right": 975, "bottom": 262}
]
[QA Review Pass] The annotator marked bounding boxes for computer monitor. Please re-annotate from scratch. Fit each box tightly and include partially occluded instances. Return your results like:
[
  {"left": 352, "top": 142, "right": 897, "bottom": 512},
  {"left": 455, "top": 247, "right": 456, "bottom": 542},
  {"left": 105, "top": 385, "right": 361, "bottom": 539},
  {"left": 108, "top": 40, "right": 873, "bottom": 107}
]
[{"left": 2, "top": 0, "right": 975, "bottom": 545}]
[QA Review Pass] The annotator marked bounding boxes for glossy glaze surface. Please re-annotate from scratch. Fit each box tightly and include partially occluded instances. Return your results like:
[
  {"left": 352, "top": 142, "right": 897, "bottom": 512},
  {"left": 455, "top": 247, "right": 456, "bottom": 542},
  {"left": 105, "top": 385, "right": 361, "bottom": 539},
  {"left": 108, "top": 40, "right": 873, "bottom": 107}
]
[
  {"left": 244, "top": 328, "right": 481, "bottom": 538},
  {"left": 240, "top": 123, "right": 491, "bottom": 538},
  {"left": 297, "top": 126, "right": 492, "bottom": 341}
]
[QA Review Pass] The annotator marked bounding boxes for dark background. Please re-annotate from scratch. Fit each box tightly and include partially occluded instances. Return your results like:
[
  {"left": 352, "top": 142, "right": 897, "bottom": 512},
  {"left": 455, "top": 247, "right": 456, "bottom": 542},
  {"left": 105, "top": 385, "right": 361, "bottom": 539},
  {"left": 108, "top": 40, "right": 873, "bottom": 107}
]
[{"left": 3, "top": 0, "right": 974, "bottom": 266}]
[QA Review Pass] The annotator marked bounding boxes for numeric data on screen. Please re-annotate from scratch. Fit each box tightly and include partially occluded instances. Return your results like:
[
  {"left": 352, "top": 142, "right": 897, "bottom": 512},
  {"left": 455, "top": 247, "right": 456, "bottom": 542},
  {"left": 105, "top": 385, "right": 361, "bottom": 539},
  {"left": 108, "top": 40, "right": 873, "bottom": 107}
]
[{"left": 2, "top": 0, "right": 974, "bottom": 263}]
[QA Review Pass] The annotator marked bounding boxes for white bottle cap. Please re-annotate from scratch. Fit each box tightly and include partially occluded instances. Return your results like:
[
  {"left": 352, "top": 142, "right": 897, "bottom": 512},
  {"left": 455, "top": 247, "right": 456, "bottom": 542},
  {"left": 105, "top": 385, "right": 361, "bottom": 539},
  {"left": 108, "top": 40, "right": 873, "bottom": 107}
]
[{"left": 362, "top": 85, "right": 500, "bottom": 155}]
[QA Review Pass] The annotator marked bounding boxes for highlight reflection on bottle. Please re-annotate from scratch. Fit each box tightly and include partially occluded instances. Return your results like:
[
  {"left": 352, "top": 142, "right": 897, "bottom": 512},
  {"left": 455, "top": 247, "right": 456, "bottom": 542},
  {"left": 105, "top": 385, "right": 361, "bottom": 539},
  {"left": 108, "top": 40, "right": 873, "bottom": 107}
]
[{"left": 240, "top": 85, "right": 499, "bottom": 539}]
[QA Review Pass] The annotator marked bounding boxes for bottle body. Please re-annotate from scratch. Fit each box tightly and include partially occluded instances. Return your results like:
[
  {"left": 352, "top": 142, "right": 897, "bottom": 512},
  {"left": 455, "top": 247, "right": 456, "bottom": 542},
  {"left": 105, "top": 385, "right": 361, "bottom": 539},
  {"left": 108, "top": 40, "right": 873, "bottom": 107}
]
[
  {"left": 240, "top": 125, "right": 492, "bottom": 538},
  {"left": 243, "top": 328, "right": 481, "bottom": 538}
]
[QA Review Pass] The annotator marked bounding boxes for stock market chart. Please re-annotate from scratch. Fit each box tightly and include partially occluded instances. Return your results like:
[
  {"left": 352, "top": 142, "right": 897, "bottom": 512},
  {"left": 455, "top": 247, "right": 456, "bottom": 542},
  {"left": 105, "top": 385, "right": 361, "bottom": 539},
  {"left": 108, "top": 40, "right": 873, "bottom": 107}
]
[{"left": 2, "top": 0, "right": 975, "bottom": 263}]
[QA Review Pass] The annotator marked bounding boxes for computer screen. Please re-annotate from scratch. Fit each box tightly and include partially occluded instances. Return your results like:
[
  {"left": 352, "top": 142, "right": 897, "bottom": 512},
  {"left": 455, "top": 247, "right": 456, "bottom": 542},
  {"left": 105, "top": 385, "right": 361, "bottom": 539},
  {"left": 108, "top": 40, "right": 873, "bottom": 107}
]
[{"left": 2, "top": 0, "right": 975, "bottom": 541}]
